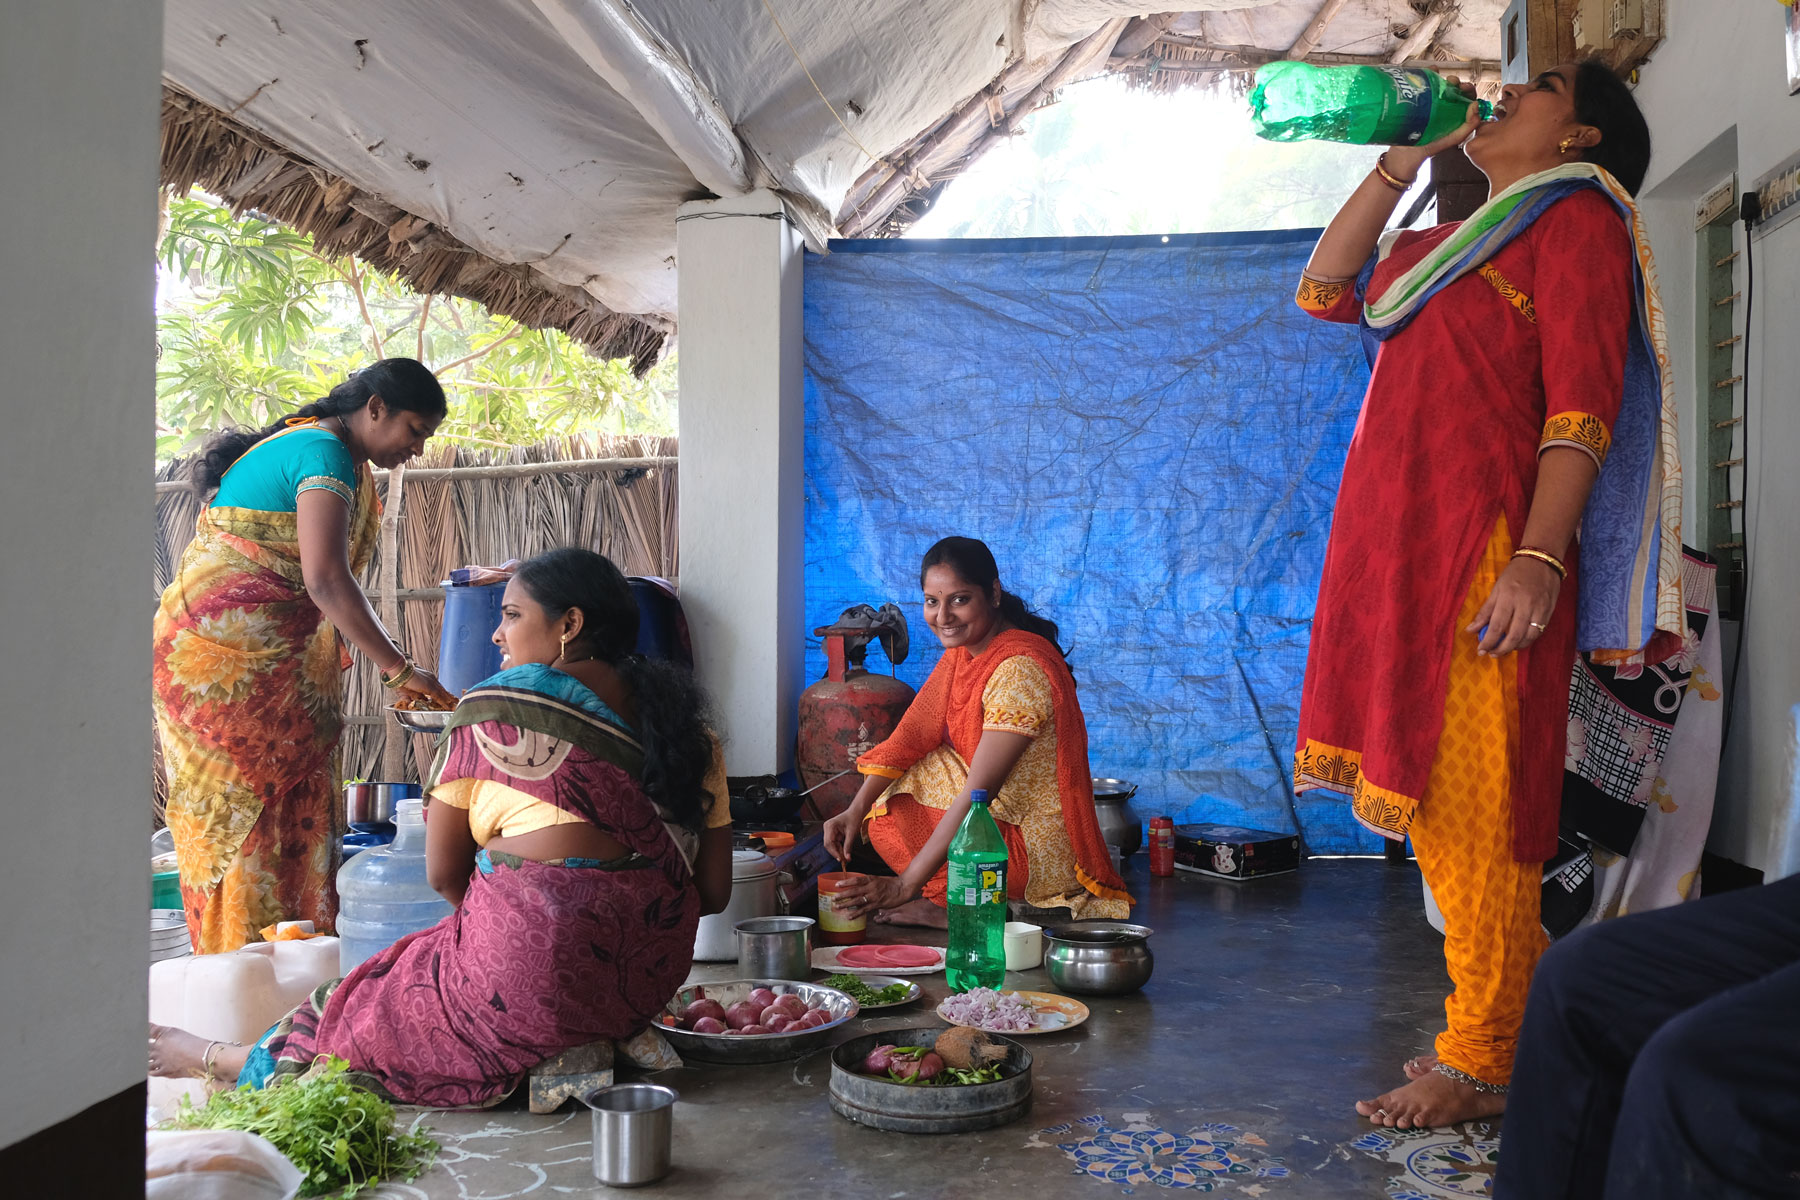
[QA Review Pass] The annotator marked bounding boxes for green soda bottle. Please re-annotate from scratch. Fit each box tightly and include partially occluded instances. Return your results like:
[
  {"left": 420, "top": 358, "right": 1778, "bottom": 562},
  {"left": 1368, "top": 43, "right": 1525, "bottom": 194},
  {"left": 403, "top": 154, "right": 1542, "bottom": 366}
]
[
  {"left": 946, "top": 789, "right": 1009, "bottom": 992},
  {"left": 1249, "top": 61, "right": 1491, "bottom": 146}
]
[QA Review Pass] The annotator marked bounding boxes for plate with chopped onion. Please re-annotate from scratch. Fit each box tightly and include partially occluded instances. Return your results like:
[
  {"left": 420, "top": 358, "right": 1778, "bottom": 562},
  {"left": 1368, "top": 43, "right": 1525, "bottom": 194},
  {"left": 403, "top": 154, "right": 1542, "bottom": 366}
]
[{"left": 934, "top": 987, "right": 1089, "bottom": 1035}]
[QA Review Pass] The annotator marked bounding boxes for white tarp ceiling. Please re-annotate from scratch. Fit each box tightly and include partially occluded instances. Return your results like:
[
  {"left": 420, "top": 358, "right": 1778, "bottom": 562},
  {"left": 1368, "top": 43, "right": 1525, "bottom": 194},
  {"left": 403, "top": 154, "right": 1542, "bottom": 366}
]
[{"left": 164, "top": 1, "right": 1503, "bottom": 341}]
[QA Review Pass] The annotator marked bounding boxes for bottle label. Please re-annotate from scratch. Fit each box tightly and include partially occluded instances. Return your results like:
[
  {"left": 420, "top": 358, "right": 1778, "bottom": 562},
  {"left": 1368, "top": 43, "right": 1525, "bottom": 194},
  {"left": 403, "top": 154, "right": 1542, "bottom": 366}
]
[
  {"left": 948, "top": 859, "right": 1007, "bottom": 908},
  {"left": 1375, "top": 66, "right": 1434, "bottom": 145},
  {"left": 817, "top": 889, "right": 866, "bottom": 933}
]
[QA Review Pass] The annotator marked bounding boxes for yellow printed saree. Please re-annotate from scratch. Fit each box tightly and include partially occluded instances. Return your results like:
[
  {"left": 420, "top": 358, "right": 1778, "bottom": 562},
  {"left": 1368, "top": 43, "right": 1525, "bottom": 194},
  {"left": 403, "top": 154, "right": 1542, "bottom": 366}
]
[{"left": 152, "top": 449, "right": 378, "bottom": 953}]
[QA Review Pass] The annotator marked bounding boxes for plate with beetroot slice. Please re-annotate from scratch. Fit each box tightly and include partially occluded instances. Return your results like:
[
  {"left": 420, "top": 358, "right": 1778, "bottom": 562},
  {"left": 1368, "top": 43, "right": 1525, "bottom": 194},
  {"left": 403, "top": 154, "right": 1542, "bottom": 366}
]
[{"left": 812, "top": 943, "right": 945, "bottom": 975}]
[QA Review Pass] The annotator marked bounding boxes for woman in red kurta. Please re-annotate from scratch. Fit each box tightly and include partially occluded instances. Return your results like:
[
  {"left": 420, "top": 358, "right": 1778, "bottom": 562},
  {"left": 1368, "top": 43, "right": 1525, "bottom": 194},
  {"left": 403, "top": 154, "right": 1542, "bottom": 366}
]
[{"left": 1294, "top": 63, "right": 1680, "bottom": 1129}]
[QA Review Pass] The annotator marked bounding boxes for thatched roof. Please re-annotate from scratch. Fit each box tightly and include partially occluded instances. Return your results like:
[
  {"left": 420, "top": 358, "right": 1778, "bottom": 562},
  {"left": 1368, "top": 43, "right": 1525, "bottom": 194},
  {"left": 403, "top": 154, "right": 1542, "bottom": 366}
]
[{"left": 160, "top": 87, "right": 668, "bottom": 370}]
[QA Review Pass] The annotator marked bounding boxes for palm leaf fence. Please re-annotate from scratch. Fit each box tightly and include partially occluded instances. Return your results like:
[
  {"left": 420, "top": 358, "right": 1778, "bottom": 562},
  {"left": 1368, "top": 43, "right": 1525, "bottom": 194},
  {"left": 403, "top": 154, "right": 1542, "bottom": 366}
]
[{"left": 152, "top": 435, "right": 678, "bottom": 819}]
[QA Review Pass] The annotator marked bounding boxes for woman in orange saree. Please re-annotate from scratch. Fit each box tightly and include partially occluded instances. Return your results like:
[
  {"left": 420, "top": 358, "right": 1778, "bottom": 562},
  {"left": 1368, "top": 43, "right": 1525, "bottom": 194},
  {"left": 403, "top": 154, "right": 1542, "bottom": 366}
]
[
  {"left": 153, "top": 359, "right": 453, "bottom": 953},
  {"left": 822, "top": 537, "right": 1131, "bottom": 927}
]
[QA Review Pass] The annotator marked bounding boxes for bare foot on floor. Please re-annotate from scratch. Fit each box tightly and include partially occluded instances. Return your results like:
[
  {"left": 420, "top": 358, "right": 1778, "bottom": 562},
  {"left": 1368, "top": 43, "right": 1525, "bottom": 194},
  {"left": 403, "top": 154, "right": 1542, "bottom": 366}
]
[
  {"left": 1356, "top": 1069, "right": 1506, "bottom": 1129},
  {"left": 1403, "top": 1053, "right": 1440, "bottom": 1080},
  {"left": 873, "top": 898, "right": 949, "bottom": 929},
  {"left": 147, "top": 1023, "right": 212, "bottom": 1078}
]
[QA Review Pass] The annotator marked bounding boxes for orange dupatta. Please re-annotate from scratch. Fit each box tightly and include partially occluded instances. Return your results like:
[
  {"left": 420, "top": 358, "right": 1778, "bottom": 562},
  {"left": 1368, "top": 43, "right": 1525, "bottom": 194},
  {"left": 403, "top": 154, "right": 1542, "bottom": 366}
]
[{"left": 857, "top": 629, "right": 1132, "bottom": 906}]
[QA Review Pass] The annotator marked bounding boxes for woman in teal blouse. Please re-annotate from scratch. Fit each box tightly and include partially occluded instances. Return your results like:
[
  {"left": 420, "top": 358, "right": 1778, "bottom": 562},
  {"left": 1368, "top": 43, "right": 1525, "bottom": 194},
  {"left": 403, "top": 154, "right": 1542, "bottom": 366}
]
[{"left": 154, "top": 358, "right": 456, "bottom": 953}]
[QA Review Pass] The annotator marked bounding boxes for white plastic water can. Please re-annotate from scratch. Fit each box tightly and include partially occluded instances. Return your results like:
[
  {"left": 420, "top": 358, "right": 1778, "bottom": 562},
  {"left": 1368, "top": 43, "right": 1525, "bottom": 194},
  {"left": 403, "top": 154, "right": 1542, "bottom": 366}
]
[{"left": 147, "top": 936, "right": 340, "bottom": 1117}]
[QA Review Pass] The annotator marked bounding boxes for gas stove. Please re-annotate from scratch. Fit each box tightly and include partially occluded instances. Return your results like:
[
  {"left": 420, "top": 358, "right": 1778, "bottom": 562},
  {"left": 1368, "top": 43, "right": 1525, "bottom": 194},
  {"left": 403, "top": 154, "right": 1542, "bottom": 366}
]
[{"left": 731, "top": 818, "right": 808, "bottom": 841}]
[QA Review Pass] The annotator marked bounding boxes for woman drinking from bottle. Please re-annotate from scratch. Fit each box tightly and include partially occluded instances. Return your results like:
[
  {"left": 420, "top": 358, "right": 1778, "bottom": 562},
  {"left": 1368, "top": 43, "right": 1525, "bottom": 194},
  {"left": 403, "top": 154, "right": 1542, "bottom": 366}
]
[
  {"left": 1293, "top": 62, "right": 1683, "bottom": 1128},
  {"left": 821, "top": 537, "right": 1131, "bottom": 928}
]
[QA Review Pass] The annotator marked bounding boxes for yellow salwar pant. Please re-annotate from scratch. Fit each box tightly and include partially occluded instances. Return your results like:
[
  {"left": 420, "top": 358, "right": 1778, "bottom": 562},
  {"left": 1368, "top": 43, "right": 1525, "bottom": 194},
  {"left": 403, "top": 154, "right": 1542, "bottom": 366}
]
[{"left": 1409, "top": 516, "right": 1548, "bottom": 1087}]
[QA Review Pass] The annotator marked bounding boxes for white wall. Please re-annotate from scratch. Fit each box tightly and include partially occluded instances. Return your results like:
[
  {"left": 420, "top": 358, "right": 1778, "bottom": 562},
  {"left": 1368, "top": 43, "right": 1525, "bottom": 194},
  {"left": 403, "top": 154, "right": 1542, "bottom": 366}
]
[
  {"left": 675, "top": 191, "right": 806, "bottom": 775},
  {"left": 1632, "top": 0, "right": 1800, "bottom": 879},
  {"left": 0, "top": 0, "right": 159, "bottom": 1148}
]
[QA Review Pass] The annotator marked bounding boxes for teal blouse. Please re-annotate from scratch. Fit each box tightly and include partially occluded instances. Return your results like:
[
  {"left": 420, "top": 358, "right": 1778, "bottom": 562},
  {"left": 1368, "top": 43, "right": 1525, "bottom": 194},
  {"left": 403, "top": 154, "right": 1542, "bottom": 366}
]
[{"left": 210, "top": 427, "right": 357, "bottom": 512}]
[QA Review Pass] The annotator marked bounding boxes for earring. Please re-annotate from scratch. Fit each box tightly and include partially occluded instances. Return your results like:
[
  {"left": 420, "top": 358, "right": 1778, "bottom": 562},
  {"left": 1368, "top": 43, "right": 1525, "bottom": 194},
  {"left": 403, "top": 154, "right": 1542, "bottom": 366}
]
[
  {"left": 1558, "top": 136, "right": 1576, "bottom": 154},
  {"left": 557, "top": 631, "right": 569, "bottom": 665}
]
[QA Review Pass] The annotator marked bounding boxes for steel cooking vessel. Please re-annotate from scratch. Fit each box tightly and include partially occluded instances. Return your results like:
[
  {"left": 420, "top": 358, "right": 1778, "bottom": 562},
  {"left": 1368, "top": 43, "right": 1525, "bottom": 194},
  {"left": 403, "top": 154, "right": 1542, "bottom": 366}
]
[
  {"left": 344, "top": 781, "right": 419, "bottom": 826},
  {"left": 1042, "top": 920, "right": 1156, "bottom": 995},
  {"left": 1089, "top": 778, "right": 1143, "bottom": 859},
  {"left": 693, "top": 850, "right": 785, "bottom": 961}
]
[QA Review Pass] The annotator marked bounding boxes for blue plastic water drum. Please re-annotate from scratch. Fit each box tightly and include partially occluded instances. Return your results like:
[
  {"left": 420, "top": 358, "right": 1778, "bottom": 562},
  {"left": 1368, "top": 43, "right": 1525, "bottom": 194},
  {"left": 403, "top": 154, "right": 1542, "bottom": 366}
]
[
  {"left": 437, "top": 580, "right": 505, "bottom": 695},
  {"left": 629, "top": 576, "right": 693, "bottom": 666}
]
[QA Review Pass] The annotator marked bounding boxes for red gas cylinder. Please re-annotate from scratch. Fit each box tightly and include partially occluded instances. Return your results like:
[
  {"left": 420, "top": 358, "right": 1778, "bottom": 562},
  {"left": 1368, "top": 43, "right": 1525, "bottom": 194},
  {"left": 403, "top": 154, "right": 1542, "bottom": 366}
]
[{"left": 797, "top": 612, "right": 915, "bottom": 819}]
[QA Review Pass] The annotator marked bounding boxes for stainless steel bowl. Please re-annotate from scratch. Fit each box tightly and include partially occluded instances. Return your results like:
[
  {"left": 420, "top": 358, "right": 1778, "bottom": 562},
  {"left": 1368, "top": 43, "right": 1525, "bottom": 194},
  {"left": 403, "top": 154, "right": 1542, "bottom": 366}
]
[
  {"left": 660, "top": 979, "right": 859, "bottom": 1064},
  {"left": 1042, "top": 920, "right": 1155, "bottom": 996},
  {"left": 389, "top": 705, "right": 454, "bottom": 732},
  {"left": 344, "top": 781, "right": 419, "bottom": 825}
]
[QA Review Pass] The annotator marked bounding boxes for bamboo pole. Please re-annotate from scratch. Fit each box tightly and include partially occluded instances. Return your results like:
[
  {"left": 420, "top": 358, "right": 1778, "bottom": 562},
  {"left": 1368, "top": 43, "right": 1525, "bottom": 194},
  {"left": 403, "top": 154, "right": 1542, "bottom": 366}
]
[
  {"left": 379, "top": 462, "right": 406, "bottom": 780},
  {"left": 1287, "top": 0, "right": 1355, "bottom": 60},
  {"left": 154, "top": 455, "right": 678, "bottom": 494},
  {"left": 1128, "top": 53, "right": 1500, "bottom": 78},
  {"left": 364, "top": 587, "right": 449, "bottom": 602},
  {"left": 1389, "top": 4, "right": 1457, "bottom": 64},
  {"left": 840, "top": 20, "right": 1129, "bottom": 237}
]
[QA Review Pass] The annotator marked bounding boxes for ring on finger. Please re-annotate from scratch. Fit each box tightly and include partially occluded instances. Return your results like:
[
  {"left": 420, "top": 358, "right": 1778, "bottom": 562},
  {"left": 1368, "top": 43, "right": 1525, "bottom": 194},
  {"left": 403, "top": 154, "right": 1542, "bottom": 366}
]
[{"left": 1528, "top": 620, "right": 1547, "bottom": 632}]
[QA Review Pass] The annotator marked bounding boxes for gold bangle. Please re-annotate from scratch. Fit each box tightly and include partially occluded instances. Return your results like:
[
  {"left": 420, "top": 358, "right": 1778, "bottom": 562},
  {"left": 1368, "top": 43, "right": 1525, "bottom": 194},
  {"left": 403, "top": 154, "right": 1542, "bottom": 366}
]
[
  {"left": 382, "top": 660, "right": 416, "bottom": 690},
  {"left": 1373, "top": 153, "right": 1415, "bottom": 193},
  {"left": 1512, "top": 547, "right": 1568, "bottom": 579}
]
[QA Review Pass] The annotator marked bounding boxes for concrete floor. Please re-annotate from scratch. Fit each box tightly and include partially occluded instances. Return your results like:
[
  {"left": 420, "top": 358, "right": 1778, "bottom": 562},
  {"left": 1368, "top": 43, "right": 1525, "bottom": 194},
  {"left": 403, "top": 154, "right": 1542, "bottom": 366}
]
[{"left": 373, "top": 858, "right": 1505, "bottom": 1200}]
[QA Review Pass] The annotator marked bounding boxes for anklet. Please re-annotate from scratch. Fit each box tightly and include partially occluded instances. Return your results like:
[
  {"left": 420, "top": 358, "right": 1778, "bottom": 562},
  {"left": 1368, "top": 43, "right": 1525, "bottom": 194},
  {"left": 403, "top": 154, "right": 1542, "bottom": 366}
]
[{"left": 1433, "top": 1061, "right": 1508, "bottom": 1094}]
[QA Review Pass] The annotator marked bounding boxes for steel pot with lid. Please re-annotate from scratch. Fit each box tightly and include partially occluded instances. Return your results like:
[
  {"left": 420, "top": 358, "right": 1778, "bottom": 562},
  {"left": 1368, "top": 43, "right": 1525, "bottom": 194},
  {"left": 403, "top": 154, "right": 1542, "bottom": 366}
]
[
  {"left": 693, "top": 850, "right": 787, "bottom": 961},
  {"left": 1090, "top": 778, "right": 1143, "bottom": 859}
]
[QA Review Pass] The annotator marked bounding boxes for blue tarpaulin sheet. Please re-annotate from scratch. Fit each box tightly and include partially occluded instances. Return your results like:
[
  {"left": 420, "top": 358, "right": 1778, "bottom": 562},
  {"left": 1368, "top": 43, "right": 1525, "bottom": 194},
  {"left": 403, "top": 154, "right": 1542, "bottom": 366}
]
[{"left": 802, "top": 231, "right": 1381, "bottom": 853}]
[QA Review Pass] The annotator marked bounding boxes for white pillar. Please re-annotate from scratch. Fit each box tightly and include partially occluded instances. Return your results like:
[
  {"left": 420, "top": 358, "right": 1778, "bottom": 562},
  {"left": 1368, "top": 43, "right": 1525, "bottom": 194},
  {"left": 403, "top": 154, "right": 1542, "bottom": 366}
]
[
  {"left": 0, "top": 0, "right": 157, "bottom": 1162},
  {"left": 676, "top": 190, "right": 805, "bottom": 775}
]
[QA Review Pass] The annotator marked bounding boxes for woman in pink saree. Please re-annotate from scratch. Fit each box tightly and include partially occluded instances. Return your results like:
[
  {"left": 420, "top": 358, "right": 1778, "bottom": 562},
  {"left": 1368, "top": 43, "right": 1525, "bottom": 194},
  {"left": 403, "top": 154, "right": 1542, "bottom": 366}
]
[{"left": 149, "top": 549, "right": 732, "bottom": 1106}]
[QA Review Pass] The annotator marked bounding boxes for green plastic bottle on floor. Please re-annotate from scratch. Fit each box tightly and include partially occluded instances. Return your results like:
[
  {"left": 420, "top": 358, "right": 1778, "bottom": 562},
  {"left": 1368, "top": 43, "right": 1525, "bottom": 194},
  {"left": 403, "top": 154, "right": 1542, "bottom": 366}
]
[
  {"left": 946, "top": 789, "right": 1009, "bottom": 992},
  {"left": 1249, "top": 61, "right": 1492, "bottom": 147}
]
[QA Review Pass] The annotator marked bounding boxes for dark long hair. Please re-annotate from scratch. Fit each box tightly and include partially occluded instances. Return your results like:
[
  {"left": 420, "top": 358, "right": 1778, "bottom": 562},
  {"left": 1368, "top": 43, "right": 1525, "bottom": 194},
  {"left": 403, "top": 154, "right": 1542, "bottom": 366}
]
[
  {"left": 190, "top": 357, "right": 447, "bottom": 493},
  {"left": 919, "top": 536, "right": 1066, "bottom": 659},
  {"left": 513, "top": 548, "right": 715, "bottom": 831},
  {"left": 1572, "top": 60, "right": 1652, "bottom": 196}
]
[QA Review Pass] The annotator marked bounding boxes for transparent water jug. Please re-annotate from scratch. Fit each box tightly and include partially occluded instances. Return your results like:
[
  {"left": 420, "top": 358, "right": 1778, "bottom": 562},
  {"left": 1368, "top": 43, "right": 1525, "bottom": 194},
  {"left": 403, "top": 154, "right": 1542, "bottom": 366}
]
[{"left": 335, "top": 798, "right": 454, "bottom": 973}]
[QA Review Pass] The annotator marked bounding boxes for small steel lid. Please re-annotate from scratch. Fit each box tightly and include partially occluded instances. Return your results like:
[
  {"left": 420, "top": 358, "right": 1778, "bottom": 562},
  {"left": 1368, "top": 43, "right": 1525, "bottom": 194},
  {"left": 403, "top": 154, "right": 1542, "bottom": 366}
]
[{"left": 731, "top": 849, "right": 778, "bottom": 881}]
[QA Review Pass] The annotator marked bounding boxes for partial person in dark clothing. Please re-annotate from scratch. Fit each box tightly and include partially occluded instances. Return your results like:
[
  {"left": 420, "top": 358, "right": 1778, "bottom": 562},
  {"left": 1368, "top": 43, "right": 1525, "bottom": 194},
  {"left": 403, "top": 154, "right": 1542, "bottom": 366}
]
[{"left": 1495, "top": 872, "right": 1800, "bottom": 1199}]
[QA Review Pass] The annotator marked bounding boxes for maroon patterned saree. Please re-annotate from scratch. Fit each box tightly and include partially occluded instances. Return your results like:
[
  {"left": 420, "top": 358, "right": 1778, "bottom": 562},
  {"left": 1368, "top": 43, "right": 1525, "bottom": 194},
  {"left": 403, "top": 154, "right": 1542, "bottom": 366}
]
[{"left": 246, "top": 665, "right": 700, "bottom": 1107}]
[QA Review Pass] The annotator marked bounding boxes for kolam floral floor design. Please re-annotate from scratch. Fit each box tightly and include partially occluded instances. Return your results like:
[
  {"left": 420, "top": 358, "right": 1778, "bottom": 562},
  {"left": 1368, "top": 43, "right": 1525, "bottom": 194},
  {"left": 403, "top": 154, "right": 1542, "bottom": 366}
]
[
  {"left": 1349, "top": 1123, "right": 1502, "bottom": 1199},
  {"left": 1047, "top": 1113, "right": 1291, "bottom": 1192}
]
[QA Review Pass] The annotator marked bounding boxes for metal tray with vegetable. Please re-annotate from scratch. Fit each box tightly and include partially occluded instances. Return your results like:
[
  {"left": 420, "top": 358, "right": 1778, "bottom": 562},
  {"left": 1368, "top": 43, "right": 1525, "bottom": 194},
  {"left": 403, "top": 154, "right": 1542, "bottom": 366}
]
[
  {"left": 828, "top": 1026, "right": 1033, "bottom": 1134},
  {"left": 658, "top": 979, "right": 858, "bottom": 1064},
  {"left": 819, "top": 973, "right": 921, "bottom": 1010}
]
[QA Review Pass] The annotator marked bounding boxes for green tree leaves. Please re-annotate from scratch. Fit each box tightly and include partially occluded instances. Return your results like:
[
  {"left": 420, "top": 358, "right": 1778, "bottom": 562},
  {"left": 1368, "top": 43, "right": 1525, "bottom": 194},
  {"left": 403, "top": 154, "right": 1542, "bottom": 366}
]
[{"left": 156, "top": 193, "right": 675, "bottom": 460}]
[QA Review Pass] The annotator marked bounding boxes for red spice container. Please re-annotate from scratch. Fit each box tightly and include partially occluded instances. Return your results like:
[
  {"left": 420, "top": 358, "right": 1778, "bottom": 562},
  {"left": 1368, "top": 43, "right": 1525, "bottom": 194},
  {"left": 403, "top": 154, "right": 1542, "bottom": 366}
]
[
  {"left": 816, "top": 872, "right": 868, "bottom": 945},
  {"left": 1148, "top": 816, "right": 1176, "bottom": 877}
]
